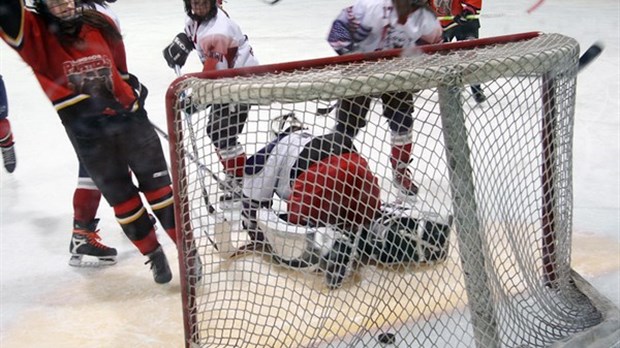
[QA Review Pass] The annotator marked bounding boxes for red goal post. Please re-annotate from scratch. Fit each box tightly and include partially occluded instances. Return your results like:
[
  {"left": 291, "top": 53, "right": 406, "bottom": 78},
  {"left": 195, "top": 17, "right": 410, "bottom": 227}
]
[{"left": 165, "top": 32, "right": 619, "bottom": 348}]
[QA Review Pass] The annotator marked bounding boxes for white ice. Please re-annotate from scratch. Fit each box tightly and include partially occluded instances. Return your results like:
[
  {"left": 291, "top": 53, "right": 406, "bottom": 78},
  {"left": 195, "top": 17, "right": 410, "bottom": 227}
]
[{"left": 0, "top": 0, "right": 618, "bottom": 347}]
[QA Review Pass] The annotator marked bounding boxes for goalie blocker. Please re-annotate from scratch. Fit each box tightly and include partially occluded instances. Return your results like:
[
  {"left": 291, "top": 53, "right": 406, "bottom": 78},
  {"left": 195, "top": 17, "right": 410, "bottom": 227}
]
[{"left": 241, "top": 123, "right": 451, "bottom": 289}]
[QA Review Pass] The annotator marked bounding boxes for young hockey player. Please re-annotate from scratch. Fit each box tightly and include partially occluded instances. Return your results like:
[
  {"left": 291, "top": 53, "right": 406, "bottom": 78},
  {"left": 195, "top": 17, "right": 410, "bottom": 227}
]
[
  {"left": 0, "top": 75, "right": 16, "bottom": 173},
  {"left": 240, "top": 116, "right": 452, "bottom": 289},
  {"left": 430, "top": 0, "right": 486, "bottom": 103},
  {"left": 163, "top": 0, "right": 259, "bottom": 205},
  {"left": 0, "top": 0, "right": 177, "bottom": 284},
  {"left": 326, "top": 0, "right": 443, "bottom": 197},
  {"left": 67, "top": 0, "right": 120, "bottom": 268}
]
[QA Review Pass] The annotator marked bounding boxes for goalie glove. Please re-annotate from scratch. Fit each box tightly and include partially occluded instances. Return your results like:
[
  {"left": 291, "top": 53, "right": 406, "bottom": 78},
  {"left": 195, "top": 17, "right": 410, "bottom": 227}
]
[
  {"left": 454, "top": 4, "right": 478, "bottom": 25},
  {"left": 163, "top": 33, "right": 194, "bottom": 69}
]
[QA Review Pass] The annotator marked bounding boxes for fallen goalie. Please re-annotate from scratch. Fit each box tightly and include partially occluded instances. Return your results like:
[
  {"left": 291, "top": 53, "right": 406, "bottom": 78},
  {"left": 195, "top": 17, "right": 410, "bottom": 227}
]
[{"left": 236, "top": 118, "right": 452, "bottom": 289}]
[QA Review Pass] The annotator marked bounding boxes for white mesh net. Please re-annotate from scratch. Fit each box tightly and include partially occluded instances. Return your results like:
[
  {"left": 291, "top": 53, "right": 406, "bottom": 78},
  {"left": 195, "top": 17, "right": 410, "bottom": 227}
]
[{"left": 166, "top": 33, "right": 619, "bottom": 347}]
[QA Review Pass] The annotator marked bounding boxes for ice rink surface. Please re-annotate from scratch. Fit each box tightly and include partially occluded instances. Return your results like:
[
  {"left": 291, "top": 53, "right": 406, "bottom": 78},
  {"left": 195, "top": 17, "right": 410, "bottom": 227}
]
[{"left": 0, "top": 0, "right": 618, "bottom": 347}]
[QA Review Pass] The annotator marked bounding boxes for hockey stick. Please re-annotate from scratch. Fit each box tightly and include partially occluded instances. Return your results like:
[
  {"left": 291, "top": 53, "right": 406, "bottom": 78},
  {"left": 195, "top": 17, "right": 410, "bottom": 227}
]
[
  {"left": 316, "top": 102, "right": 339, "bottom": 115},
  {"left": 577, "top": 42, "right": 604, "bottom": 72},
  {"left": 149, "top": 67, "right": 236, "bottom": 257},
  {"left": 260, "top": 0, "right": 281, "bottom": 4}
]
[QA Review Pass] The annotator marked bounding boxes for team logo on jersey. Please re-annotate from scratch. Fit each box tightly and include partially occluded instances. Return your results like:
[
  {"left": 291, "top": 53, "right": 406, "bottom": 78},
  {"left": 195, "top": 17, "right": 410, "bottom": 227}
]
[{"left": 63, "top": 55, "right": 115, "bottom": 99}]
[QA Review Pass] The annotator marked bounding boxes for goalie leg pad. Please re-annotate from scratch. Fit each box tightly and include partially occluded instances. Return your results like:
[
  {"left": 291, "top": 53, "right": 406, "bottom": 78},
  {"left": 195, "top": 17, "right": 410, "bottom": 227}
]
[{"left": 256, "top": 208, "right": 339, "bottom": 269}]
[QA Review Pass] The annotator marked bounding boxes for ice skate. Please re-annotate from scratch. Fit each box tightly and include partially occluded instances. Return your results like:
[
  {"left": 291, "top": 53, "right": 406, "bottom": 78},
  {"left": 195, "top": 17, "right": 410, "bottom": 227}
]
[
  {"left": 69, "top": 219, "right": 117, "bottom": 267},
  {"left": 145, "top": 245, "right": 172, "bottom": 284},
  {"left": 393, "top": 164, "right": 419, "bottom": 197},
  {"left": 1, "top": 143, "right": 16, "bottom": 173},
  {"left": 218, "top": 173, "right": 243, "bottom": 210}
]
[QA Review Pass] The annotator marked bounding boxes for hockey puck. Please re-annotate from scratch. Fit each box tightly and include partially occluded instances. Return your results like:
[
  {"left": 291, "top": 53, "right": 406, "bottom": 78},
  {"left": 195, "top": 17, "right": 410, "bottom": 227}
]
[{"left": 377, "top": 332, "right": 396, "bottom": 345}]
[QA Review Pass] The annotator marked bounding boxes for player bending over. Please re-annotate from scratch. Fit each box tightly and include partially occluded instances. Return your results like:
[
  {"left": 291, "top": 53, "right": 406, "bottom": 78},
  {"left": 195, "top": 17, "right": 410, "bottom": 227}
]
[
  {"left": 327, "top": 0, "right": 443, "bottom": 197},
  {"left": 163, "top": 0, "right": 259, "bottom": 206},
  {"left": 240, "top": 117, "right": 452, "bottom": 289}
]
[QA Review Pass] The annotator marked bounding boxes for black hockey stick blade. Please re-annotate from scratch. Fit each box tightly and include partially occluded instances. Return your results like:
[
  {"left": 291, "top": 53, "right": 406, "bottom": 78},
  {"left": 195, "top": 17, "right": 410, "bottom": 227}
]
[
  {"left": 578, "top": 42, "right": 604, "bottom": 72},
  {"left": 261, "top": 0, "right": 282, "bottom": 4},
  {"left": 316, "top": 102, "right": 339, "bottom": 115}
]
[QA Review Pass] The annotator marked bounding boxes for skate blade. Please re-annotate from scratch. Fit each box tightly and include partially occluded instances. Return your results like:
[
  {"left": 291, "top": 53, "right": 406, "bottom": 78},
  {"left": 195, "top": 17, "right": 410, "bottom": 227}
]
[{"left": 69, "top": 255, "right": 117, "bottom": 268}]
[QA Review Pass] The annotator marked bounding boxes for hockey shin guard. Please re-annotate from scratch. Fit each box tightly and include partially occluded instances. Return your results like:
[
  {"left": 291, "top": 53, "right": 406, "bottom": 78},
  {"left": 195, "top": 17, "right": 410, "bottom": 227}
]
[
  {"left": 113, "top": 195, "right": 160, "bottom": 255},
  {"left": 144, "top": 186, "right": 177, "bottom": 243}
]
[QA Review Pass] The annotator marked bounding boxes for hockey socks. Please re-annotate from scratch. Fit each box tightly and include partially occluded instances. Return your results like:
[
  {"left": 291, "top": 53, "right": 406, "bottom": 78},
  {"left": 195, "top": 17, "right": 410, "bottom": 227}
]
[
  {"left": 144, "top": 186, "right": 177, "bottom": 243},
  {"left": 0, "top": 118, "right": 16, "bottom": 173}
]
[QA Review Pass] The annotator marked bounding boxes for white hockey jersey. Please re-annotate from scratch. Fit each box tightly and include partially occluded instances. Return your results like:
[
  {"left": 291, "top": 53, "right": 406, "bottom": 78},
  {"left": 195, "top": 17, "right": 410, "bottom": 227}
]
[
  {"left": 328, "top": 0, "right": 442, "bottom": 54},
  {"left": 184, "top": 11, "right": 259, "bottom": 71},
  {"left": 242, "top": 130, "right": 315, "bottom": 204}
]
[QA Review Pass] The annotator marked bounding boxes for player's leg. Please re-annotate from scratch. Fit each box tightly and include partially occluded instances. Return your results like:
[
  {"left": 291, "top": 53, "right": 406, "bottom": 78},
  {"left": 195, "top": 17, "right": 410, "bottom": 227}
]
[
  {"left": 68, "top": 161, "right": 117, "bottom": 267},
  {"left": 0, "top": 75, "right": 16, "bottom": 173},
  {"left": 334, "top": 96, "right": 372, "bottom": 138},
  {"left": 381, "top": 91, "right": 418, "bottom": 196},
  {"left": 207, "top": 103, "right": 250, "bottom": 205},
  {"left": 64, "top": 115, "right": 171, "bottom": 283},
  {"left": 456, "top": 22, "right": 486, "bottom": 103},
  {"left": 125, "top": 114, "right": 205, "bottom": 281}
]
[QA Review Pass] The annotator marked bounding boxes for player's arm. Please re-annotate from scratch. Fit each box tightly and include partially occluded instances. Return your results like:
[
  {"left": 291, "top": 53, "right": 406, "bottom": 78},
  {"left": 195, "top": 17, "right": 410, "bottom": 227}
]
[
  {"left": 327, "top": 5, "right": 371, "bottom": 55},
  {"left": 454, "top": 0, "right": 481, "bottom": 25},
  {"left": 198, "top": 33, "right": 238, "bottom": 71},
  {"left": 163, "top": 32, "right": 194, "bottom": 69},
  {"left": 0, "top": 0, "right": 25, "bottom": 47},
  {"left": 415, "top": 8, "right": 444, "bottom": 45}
]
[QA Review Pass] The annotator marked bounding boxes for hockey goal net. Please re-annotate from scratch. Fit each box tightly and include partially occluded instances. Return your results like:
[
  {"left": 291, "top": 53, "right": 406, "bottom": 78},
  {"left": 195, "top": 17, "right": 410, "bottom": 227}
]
[{"left": 165, "top": 32, "right": 619, "bottom": 348}]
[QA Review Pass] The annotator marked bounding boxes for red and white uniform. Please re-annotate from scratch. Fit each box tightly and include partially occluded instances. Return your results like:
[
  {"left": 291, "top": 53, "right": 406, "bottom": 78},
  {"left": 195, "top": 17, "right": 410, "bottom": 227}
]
[
  {"left": 243, "top": 130, "right": 381, "bottom": 227},
  {"left": 328, "top": 0, "right": 442, "bottom": 54},
  {"left": 184, "top": 11, "right": 259, "bottom": 71}
]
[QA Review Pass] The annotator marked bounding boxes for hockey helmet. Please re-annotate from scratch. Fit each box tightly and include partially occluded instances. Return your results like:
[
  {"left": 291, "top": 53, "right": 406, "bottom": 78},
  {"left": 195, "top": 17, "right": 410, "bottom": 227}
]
[
  {"left": 184, "top": 0, "right": 218, "bottom": 22},
  {"left": 33, "top": 0, "right": 81, "bottom": 21}
]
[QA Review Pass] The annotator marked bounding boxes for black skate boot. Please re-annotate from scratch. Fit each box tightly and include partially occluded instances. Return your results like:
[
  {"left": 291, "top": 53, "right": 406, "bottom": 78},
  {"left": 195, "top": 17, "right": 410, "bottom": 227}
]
[
  {"left": 1, "top": 143, "right": 16, "bottom": 173},
  {"left": 69, "top": 219, "right": 117, "bottom": 267},
  {"left": 145, "top": 246, "right": 172, "bottom": 284}
]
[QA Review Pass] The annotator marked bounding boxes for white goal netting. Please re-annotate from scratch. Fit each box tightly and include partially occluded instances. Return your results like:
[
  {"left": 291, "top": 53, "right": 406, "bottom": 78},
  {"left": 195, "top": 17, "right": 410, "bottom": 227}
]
[{"left": 165, "top": 32, "right": 620, "bottom": 348}]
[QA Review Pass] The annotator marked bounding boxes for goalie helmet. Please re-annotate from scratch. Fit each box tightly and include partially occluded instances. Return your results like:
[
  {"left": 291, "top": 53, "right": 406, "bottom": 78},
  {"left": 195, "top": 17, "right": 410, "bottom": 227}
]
[{"left": 184, "top": 0, "right": 218, "bottom": 22}]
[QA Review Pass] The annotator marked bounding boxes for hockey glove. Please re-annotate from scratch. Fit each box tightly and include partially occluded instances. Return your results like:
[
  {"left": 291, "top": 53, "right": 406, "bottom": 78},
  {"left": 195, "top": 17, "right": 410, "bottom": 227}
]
[
  {"left": 163, "top": 33, "right": 194, "bottom": 69},
  {"left": 454, "top": 4, "right": 477, "bottom": 25}
]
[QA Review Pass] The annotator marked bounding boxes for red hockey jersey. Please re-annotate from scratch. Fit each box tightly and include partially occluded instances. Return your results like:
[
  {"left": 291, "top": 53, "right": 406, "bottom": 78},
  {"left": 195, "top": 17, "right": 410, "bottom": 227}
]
[
  {"left": 0, "top": 2, "right": 138, "bottom": 116},
  {"left": 430, "top": 0, "right": 482, "bottom": 29}
]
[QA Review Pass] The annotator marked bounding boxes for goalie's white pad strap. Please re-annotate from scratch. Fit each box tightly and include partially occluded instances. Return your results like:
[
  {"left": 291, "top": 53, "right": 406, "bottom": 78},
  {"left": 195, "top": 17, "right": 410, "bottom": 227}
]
[{"left": 256, "top": 208, "right": 340, "bottom": 262}]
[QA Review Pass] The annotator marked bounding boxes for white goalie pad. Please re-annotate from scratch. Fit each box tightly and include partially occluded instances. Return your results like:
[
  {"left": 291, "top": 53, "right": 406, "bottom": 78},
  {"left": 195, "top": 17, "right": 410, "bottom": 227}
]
[{"left": 256, "top": 208, "right": 342, "bottom": 268}]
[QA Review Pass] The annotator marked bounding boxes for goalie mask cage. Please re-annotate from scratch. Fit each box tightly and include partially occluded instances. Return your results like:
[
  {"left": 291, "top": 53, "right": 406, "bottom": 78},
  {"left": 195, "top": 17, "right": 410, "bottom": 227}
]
[{"left": 165, "top": 32, "right": 620, "bottom": 348}]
